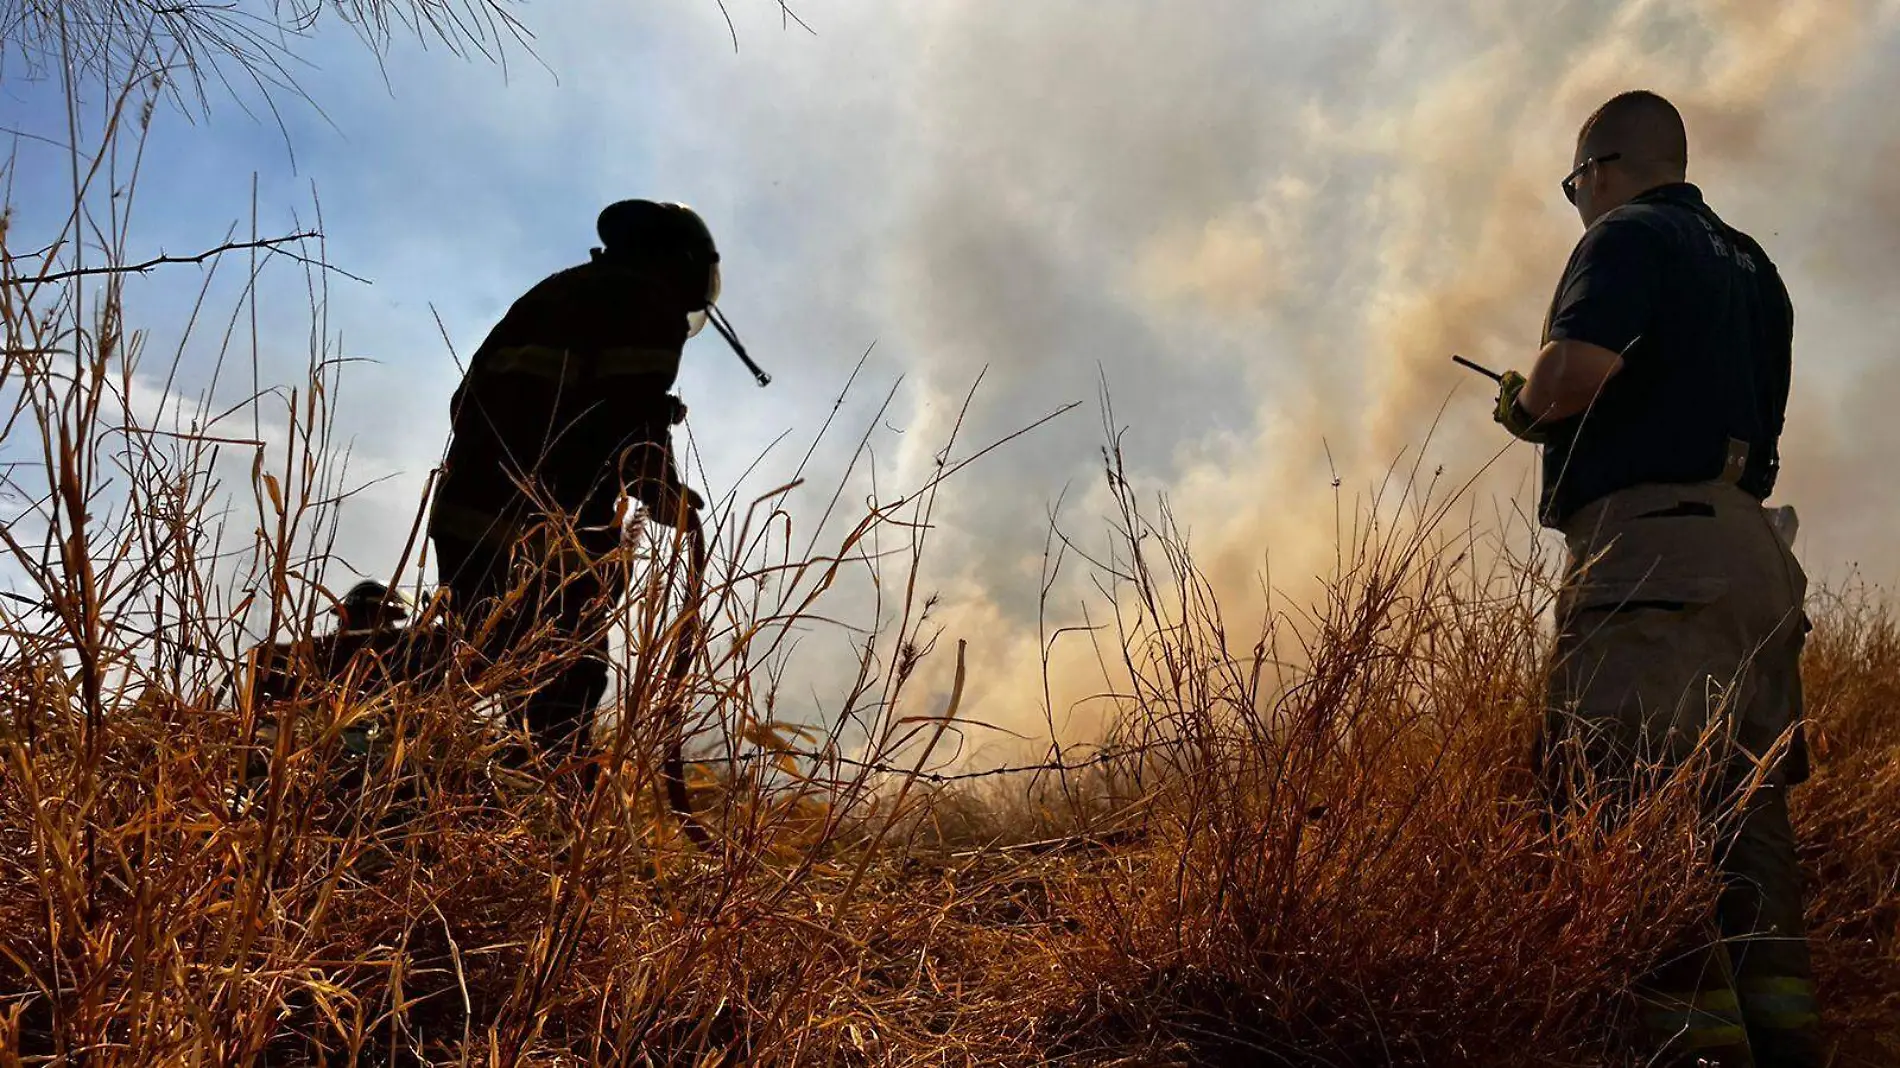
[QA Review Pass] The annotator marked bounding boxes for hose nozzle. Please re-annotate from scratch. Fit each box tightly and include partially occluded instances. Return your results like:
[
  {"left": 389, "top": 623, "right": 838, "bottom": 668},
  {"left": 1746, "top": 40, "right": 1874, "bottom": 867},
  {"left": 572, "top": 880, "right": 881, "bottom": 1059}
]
[{"left": 707, "top": 303, "right": 771, "bottom": 387}]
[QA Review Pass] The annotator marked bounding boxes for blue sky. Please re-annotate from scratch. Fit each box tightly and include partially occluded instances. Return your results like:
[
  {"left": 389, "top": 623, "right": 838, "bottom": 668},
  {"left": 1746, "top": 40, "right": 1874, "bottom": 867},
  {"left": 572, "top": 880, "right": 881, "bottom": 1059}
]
[{"left": 7, "top": 0, "right": 1899, "bottom": 747}]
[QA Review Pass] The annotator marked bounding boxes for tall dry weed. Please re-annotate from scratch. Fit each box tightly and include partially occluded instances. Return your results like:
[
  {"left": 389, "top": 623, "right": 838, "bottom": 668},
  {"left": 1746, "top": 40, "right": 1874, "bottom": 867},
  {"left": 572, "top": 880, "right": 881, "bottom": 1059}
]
[
  {"left": 1793, "top": 586, "right": 1900, "bottom": 1061},
  {"left": 974, "top": 440, "right": 1735, "bottom": 1067}
]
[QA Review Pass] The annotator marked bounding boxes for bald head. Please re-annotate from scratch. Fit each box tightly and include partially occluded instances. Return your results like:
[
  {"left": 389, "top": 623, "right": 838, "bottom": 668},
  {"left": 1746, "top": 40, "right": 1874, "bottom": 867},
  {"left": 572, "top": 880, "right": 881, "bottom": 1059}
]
[
  {"left": 1577, "top": 90, "right": 1688, "bottom": 184},
  {"left": 1564, "top": 90, "right": 1690, "bottom": 225}
]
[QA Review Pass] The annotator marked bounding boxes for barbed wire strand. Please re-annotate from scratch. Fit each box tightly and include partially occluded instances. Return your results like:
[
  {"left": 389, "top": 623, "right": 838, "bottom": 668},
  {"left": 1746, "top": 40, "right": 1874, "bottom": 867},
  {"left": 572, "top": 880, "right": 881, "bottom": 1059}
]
[{"left": 683, "top": 741, "right": 1170, "bottom": 784}]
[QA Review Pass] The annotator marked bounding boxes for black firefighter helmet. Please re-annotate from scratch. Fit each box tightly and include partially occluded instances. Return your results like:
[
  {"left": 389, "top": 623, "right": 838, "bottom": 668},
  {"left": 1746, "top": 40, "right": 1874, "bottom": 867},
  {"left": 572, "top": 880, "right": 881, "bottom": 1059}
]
[
  {"left": 594, "top": 199, "right": 770, "bottom": 387},
  {"left": 335, "top": 580, "right": 407, "bottom": 631},
  {"left": 596, "top": 200, "right": 721, "bottom": 301}
]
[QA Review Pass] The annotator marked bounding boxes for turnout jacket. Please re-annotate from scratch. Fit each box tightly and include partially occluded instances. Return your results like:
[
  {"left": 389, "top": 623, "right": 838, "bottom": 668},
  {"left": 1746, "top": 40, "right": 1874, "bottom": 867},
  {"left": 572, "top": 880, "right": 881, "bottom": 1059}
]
[{"left": 431, "top": 256, "right": 690, "bottom": 546}]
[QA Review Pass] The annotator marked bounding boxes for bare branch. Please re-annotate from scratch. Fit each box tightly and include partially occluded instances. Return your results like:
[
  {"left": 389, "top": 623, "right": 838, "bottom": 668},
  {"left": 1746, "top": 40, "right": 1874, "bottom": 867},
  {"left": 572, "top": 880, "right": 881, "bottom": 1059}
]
[{"left": 5, "top": 231, "right": 320, "bottom": 286}]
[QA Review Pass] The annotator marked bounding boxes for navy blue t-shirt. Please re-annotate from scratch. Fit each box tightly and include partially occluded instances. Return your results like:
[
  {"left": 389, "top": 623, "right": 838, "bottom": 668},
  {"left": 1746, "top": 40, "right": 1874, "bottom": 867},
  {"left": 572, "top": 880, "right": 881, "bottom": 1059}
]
[{"left": 1537, "top": 184, "right": 1793, "bottom": 525}]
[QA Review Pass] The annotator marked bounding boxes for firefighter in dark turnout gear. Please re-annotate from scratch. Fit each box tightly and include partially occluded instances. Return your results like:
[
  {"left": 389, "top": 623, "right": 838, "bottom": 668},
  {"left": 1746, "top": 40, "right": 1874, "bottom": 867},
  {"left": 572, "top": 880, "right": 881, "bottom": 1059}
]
[
  {"left": 251, "top": 580, "right": 426, "bottom": 703},
  {"left": 428, "top": 200, "right": 713, "bottom": 761},
  {"left": 1491, "top": 92, "right": 1817, "bottom": 1066},
  {"left": 239, "top": 580, "right": 447, "bottom": 793}
]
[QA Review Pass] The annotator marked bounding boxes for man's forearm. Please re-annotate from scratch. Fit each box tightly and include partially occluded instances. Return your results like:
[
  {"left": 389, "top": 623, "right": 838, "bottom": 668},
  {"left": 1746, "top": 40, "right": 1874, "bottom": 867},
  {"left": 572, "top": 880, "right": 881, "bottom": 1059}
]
[{"left": 1520, "top": 339, "right": 1625, "bottom": 423}]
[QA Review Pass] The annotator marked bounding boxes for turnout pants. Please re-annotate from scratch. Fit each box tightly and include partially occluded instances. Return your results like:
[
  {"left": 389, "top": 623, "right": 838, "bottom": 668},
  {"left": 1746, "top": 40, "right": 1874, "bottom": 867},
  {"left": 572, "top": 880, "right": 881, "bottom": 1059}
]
[
  {"left": 1538, "top": 481, "right": 1819, "bottom": 1067},
  {"left": 431, "top": 514, "right": 629, "bottom": 761}
]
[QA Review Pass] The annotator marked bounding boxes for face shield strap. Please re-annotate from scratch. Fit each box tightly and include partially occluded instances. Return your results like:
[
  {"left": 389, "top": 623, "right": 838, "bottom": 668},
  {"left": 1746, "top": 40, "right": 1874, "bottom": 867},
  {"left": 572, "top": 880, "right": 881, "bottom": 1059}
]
[{"left": 706, "top": 302, "right": 771, "bottom": 387}]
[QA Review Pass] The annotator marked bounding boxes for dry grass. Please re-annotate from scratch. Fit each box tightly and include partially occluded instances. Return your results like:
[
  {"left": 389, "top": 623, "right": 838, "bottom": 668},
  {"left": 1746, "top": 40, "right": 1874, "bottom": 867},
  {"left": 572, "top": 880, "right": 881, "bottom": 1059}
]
[
  {"left": 3, "top": 352, "right": 1895, "bottom": 1066},
  {"left": 1792, "top": 587, "right": 1900, "bottom": 1062},
  {"left": 2, "top": 49, "right": 1897, "bottom": 1068}
]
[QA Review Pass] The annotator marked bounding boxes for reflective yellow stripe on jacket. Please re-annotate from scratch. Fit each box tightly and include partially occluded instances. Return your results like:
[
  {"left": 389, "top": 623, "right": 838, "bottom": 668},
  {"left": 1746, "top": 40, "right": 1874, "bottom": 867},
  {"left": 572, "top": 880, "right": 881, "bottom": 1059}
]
[
  {"left": 428, "top": 499, "right": 624, "bottom": 566},
  {"left": 478, "top": 344, "right": 680, "bottom": 384}
]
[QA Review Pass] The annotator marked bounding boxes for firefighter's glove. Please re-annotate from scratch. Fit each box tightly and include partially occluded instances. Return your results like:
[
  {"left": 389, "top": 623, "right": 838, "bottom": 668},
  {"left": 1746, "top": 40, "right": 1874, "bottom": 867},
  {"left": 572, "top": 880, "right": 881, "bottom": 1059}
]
[{"left": 1492, "top": 371, "right": 1548, "bottom": 444}]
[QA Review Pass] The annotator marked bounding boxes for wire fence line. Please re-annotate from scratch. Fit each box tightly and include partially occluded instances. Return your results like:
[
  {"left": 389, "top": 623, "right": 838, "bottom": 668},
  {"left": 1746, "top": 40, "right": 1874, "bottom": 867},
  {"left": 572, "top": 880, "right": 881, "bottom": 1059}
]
[{"left": 682, "top": 741, "right": 1175, "bottom": 784}]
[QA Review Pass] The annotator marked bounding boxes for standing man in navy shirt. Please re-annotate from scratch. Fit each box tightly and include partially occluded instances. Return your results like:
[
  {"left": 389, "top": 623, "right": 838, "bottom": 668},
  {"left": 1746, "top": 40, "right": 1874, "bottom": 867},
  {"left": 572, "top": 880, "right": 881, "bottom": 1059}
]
[{"left": 1493, "top": 91, "right": 1817, "bottom": 1066}]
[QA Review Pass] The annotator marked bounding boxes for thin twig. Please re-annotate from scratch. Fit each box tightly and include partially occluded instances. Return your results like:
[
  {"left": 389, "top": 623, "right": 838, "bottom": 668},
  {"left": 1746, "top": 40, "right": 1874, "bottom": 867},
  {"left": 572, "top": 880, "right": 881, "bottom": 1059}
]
[{"left": 6, "top": 231, "right": 319, "bottom": 285}]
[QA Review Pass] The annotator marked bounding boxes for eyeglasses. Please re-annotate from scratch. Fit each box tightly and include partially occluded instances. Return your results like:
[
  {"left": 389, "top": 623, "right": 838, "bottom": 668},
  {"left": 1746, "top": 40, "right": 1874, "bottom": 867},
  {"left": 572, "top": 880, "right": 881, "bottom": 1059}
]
[{"left": 1561, "top": 152, "right": 1621, "bottom": 205}]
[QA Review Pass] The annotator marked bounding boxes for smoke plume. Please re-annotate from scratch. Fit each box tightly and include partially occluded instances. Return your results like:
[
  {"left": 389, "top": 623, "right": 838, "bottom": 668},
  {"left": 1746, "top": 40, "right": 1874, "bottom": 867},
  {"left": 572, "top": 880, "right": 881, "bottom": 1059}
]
[{"left": 865, "top": 0, "right": 1900, "bottom": 751}]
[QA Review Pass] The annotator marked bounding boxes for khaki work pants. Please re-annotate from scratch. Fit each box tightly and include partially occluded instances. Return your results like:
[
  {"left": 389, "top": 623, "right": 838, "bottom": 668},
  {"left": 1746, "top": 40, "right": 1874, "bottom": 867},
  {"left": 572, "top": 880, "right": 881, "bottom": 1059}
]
[{"left": 1539, "top": 481, "right": 1820, "bottom": 1067}]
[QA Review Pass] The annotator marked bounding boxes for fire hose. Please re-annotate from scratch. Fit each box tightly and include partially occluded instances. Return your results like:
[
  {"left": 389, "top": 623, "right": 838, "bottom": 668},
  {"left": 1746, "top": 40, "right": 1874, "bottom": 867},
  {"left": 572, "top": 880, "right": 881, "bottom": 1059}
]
[{"left": 658, "top": 513, "right": 713, "bottom": 848}]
